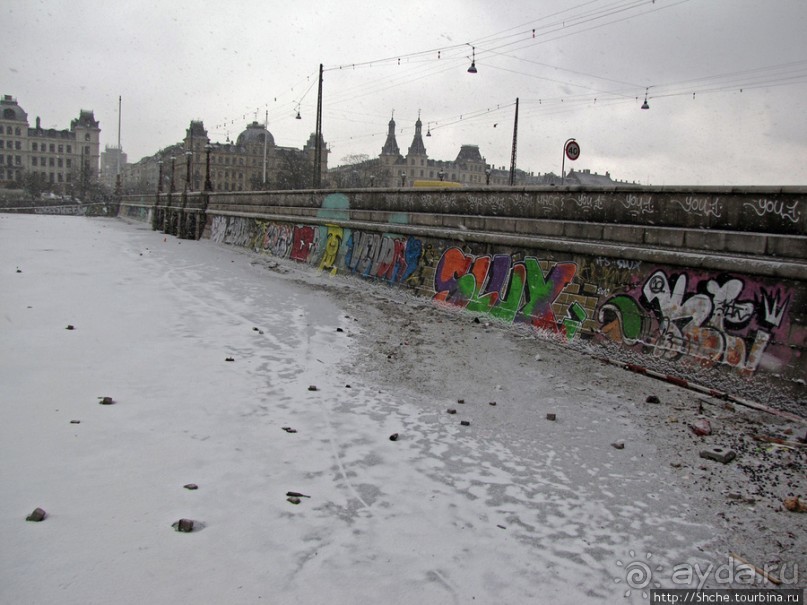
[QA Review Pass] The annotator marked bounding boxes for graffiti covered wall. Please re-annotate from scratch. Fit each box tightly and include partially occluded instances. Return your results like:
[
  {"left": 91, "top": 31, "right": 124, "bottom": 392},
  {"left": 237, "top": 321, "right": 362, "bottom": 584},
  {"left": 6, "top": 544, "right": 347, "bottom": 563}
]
[{"left": 203, "top": 197, "right": 804, "bottom": 389}]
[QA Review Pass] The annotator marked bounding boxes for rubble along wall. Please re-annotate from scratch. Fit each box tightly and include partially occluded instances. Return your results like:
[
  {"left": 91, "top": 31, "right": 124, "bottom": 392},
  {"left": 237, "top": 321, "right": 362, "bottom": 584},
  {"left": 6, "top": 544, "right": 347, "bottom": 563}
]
[{"left": 118, "top": 187, "right": 807, "bottom": 402}]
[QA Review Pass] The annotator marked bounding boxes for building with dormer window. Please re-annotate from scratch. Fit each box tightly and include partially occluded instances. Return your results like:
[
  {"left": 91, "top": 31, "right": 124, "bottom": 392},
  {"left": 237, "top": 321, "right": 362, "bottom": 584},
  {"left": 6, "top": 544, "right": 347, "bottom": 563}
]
[{"left": 0, "top": 94, "right": 100, "bottom": 194}]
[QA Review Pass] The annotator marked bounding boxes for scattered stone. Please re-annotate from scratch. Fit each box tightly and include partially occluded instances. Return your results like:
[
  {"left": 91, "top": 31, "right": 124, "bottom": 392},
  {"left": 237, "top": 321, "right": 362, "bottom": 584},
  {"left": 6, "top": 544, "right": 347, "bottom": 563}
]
[
  {"left": 183, "top": 484, "right": 198, "bottom": 490},
  {"left": 699, "top": 447, "right": 736, "bottom": 464},
  {"left": 26, "top": 508, "right": 46, "bottom": 522},
  {"left": 646, "top": 395, "right": 660, "bottom": 404},
  {"left": 287, "top": 496, "right": 301, "bottom": 505},
  {"left": 16, "top": 268, "right": 22, "bottom": 273},
  {"left": 70, "top": 420, "right": 80, "bottom": 424},
  {"left": 253, "top": 327, "right": 259, "bottom": 332},
  {"left": 473, "top": 317, "right": 481, "bottom": 324},
  {"left": 690, "top": 418, "right": 712, "bottom": 436},
  {"left": 282, "top": 427, "right": 298, "bottom": 434},
  {"left": 65, "top": 325, "right": 75, "bottom": 330},
  {"left": 497, "top": 524, "right": 506, "bottom": 530},
  {"left": 286, "top": 491, "right": 310, "bottom": 499},
  {"left": 489, "top": 401, "right": 497, "bottom": 406},
  {"left": 667, "top": 416, "right": 679, "bottom": 423},
  {"left": 336, "top": 327, "right": 344, "bottom": 333},
  {"left": 457, "top": 399, "right": 465, "bottom": 404},
  {"left": 172, "top": 518, "right": 195, "bottom": 532},
  {"left": 345, "top": 384, "right": 351, "bottom": 389},
  {"left": 389, "top": 433, "right": 399, "bottom": 441},
  {"left": 98, "top": 396, "right": 114, "bottom": 405},
  {"left": 460, "top": 420, "right": 471, "bottom": 426},
  {"left": 546, "top": 413, "right": 557, "bottom": 421},
  {"left": 534, "top": 354, "right": 542, "bottom": 361},
  {"left": 447, "top": 409, "right": 457, "bottom": 414},
  {"left": 670, "top": 462, "right": 683, "bottom": 468},
  {"left": 225, "top": 357, "right": 235, "bottom": 362},
  {"left": 611, "top": 440, "right": 625, "bottom": 450},
  {"left": 783, "top": 496, "right": 807, "bottom": 513},
  {"left": 308, "top": 385, "right": 318, "bottom": 391}
]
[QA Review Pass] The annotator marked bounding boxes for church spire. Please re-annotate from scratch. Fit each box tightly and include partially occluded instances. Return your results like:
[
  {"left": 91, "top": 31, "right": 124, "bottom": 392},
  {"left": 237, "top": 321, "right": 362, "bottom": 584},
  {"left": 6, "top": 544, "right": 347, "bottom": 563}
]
[
  {"left": 407, "top": 111, "right": 427, "bottom": 157},
  {"left": 381, "top": 111, "right": 400, "bottom": 157}
]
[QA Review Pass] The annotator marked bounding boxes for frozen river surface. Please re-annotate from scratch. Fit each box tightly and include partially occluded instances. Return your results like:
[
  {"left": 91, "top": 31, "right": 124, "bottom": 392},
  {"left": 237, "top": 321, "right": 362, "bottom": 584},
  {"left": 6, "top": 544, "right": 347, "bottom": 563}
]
[{"left": 2, "top": 215, "right": 786, "bottom": 604}]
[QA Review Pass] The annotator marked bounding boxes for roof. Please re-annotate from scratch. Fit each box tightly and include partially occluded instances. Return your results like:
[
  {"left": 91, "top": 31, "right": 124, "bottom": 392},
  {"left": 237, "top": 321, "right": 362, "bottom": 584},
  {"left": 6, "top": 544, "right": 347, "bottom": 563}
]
[
  {"left": 455, "top": 144, "right": 482, "bottom": 163},
  {"left": 236, "top": 121, "right": 275, "bottom": 147},
  {"left": 1, "top": 95, "right": 28, "bottom": 122}
]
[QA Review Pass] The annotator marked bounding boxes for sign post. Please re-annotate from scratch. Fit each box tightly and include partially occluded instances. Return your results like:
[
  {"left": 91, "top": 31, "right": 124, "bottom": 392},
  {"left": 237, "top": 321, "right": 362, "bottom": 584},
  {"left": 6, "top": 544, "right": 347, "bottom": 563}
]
[{"left": 562, "top": 138, "right": 580, "bottom": 185}]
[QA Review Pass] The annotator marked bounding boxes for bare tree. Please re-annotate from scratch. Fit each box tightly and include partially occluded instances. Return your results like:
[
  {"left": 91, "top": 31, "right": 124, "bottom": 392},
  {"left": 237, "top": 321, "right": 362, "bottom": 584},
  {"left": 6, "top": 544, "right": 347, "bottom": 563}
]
[{"left": 275, "top": 149, "right": 313, "bottom": 190}]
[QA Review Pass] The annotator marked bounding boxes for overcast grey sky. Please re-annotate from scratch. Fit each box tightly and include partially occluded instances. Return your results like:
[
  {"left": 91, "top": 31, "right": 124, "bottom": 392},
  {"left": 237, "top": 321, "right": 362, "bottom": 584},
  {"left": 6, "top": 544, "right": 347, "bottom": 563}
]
[{"left": 6, "top": 0, "right": 807, "bottom": 185}]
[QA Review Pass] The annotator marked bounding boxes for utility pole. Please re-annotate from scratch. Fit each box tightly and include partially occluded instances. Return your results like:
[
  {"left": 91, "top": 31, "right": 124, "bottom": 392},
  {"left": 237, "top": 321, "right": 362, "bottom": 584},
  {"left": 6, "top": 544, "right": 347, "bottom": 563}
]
[
  {"left": 115, "top": 95, "right": 122, "bottom": 195},
  {"left": 313, "top": 63, "right": 323, "bottom": 189},
  {"left": 262, "top": 109, "right": 268, "bottom": 187},
  {"left": 509, "top": 98, "right": 519, "bottom": 186}
]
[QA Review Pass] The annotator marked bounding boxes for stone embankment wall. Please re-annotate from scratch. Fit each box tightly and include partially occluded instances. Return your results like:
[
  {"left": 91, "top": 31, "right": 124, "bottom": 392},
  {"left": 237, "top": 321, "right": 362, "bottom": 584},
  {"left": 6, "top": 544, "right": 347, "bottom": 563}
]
[{"left": 118, "top": 186, "right": 807, "bottom": 401}]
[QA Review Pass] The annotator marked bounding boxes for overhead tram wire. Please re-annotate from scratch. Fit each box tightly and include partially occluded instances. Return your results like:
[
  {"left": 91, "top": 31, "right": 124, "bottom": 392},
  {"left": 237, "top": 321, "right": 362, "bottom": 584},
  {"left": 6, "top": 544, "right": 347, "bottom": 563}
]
[{"left": 212, "top": 1, "right": 689, "bottom": 142}]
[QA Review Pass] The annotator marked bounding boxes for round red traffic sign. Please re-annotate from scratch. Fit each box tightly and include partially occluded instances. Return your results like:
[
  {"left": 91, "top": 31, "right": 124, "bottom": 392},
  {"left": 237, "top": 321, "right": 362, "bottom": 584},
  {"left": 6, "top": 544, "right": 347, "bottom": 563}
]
[{"left": 565, "top": 140, "right": 580, "bottom": 161}]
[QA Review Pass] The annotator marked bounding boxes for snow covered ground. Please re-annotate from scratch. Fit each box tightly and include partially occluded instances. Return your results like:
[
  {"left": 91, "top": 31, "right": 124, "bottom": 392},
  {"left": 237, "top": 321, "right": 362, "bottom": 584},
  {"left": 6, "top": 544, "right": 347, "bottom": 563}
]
[{"left": 1, "top": 215, "right": 803, "bottom": 604}]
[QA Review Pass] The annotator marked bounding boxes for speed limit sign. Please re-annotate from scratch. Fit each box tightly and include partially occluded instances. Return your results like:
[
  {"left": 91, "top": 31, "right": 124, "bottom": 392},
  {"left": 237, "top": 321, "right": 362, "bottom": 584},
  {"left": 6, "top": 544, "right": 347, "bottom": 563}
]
[{"left": 565, "top": 140, "right": 580, "bottom": 161}]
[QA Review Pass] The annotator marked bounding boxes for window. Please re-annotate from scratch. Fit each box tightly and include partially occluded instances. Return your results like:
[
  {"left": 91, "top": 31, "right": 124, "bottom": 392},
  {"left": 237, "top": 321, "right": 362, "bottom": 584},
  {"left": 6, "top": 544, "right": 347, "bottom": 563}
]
[
  {"left": 5, "top": 126, "right": 10, "bottom": 134},
  {"left": 84, "top": 146, "right": 89, "bottom": 155},
  {"left": 32, "top": 157, "right": 38, "bottom": 166},
  {"left": 66, "top": 159, "right": 71, "bottom": 168},
  {"left": 32, "top": 142, "right": 38, "bottom": 151},
  {"left": 49, "top": 157, "right": 55, "bottom": 167},
  {"left": 66, "top": 145, "right": 71, "bottom": 153},
  {"left": 84, "top": 133, "right": 90, "bottom": 141},
  {"left": 58, "top": 173, "right": 63, "bottom": 182},
  {"left": 15, "top": 141, "right": 20, "bottom": 150},
  {"left": 58, "top": 144, "right": 63, "bottom": 153},
  {"left": 50, "top": 144, "right": 55, "bottom": 152},
  {"left": 15, "top": 156, "right": 21, "bottom": 165},
  {"left": 15, "top": 127, "right": 20, "bottom": 136},
  {"left": 57, "top": 158, "right": 63, "bottom": 168},
  {"left": 49, "top": 173, "right": 55, "bottom": 183},
  {"left": 66, "top": 174, "right": 72, "bottom": 183}
]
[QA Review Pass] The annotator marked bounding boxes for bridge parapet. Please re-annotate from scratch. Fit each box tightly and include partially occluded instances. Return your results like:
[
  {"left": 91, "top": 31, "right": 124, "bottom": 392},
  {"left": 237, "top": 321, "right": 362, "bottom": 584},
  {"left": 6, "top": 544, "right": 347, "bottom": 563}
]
[{"left": 118, "top": 186, "right": 807, "bottom": 400}]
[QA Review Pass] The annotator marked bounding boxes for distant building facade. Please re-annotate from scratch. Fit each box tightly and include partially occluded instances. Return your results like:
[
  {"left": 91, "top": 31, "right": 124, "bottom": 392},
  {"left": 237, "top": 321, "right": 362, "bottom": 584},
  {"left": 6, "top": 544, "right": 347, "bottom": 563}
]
[
  {"left": 100, "top": 145, "right": 128, "bottom": 190},
  {"left": 123, "top": 120, "right": 328, "bottom": 194},
  {"left": 0, "top": 94, "right": 101, "bottom": 193},
  {"left": 330, "top": 113, "right": 638, "bottom": 188}
]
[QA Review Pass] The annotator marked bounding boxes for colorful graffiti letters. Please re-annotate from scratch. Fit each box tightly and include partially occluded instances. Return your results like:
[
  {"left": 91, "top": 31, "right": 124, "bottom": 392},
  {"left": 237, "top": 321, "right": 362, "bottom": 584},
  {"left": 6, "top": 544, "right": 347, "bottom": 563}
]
[
  {"left": 345, "top": 231, "right": 421, "bottom": 283},
  {"left": 433, "top": 247, "right": 580, "bottom": 336},
  {"left": 599, "top": 269, "right": 790, "bottom": 372}
]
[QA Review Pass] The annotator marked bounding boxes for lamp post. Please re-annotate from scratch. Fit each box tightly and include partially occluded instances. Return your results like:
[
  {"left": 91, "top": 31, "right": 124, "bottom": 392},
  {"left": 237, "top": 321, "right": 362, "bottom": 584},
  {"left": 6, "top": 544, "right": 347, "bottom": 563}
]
[
  {"left": 400, "top": 172, "right": 406, "bottom": 187},
  {"left": 185, "top": 150, "right": 192, "bottom": 191},
  {"left": 438, "top": 169, "right": 444, "bottom": 182},
  {"left": 204, "top": 143, "right": 213, "bottom": 191},
  {"left": 157, "top": 159, "right": 164, "bottom": 194},
  {"left": 169, "top": 156, "right": 176, "bottom": 193},
  {"left": 485, "top": 167, "right": 491, "bottom": 185}
]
